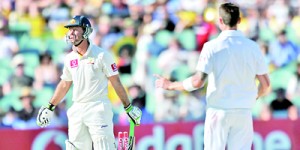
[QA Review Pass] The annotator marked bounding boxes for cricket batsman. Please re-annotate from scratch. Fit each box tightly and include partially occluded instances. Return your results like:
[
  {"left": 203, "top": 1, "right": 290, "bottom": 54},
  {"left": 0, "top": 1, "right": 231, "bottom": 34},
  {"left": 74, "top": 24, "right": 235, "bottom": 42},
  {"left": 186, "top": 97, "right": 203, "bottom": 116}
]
[
  {"left": 36, "top": 15, "right": 142, "bottom": 150},
  {"left": 155, "top": 2, "right": 270, "bottom": 150}
]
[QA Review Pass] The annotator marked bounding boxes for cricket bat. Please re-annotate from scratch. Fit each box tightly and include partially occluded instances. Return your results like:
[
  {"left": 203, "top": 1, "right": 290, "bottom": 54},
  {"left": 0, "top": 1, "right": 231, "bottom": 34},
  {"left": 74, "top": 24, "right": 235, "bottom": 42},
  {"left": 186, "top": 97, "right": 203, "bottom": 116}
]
[{"left": 127, "top": 120, "right": 136, "bottom": 150}]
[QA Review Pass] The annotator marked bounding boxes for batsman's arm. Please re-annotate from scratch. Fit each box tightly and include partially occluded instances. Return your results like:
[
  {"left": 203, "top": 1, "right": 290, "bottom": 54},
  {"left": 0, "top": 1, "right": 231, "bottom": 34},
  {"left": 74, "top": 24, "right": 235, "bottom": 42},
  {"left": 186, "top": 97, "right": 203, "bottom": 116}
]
[
  {"left": 109, "top": 75, "right": 142, "bottom": 126},
  {"left": 49, "top": 80, "right": 73, "bottom": 105},
  {"left": 256, "top": 74, "right": 271, "bottom": 99},
  {"left": 108, "top": 75, "right": 130, "bottom": 107},
  {"left": 37, "top": 80, "right": 72, "bottom": 127}
]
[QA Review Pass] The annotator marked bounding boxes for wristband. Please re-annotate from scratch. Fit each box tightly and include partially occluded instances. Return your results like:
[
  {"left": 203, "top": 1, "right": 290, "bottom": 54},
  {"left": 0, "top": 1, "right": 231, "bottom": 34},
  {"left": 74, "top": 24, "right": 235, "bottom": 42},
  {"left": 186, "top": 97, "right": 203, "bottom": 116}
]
[
  {"left": 124, "top": 103, "right": 132, "bottom": 113},
  {"left": 182, "top": 77, "right": 198, "bottom": 92},
  {"left": 47, "top": 103, "right": 56, "bottom": 111}
]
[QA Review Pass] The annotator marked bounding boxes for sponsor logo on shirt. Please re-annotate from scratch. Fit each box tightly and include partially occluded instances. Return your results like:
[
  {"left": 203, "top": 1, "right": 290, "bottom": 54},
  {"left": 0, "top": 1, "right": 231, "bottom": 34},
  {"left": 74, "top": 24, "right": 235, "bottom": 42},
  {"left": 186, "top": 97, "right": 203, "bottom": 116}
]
[
  {"left": 70, "top": 59, "right": 78, "bottom": 68},
  {"left": 111, "top": 63, "right": 118, "bottom": 72}
]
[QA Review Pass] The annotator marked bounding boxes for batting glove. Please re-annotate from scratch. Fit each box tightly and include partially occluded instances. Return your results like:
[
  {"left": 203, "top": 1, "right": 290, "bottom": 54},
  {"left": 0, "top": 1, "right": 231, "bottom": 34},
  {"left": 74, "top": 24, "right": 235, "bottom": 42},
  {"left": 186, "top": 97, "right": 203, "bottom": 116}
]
[
  {"left": 124, "top": 104, "right": 142, "bottom": 126},
  {"left": 36, "top": 103, "right": 55, "bottom": 128}
]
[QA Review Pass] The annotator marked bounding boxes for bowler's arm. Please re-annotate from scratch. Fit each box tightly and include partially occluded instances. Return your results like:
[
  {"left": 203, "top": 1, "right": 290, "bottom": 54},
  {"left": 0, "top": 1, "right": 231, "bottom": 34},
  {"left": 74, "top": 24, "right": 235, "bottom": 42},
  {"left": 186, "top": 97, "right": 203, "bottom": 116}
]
[
  {"left": 49, "top": 80, "right": 73, "bottom": 105},
  {"left": 256, "top": 74, "right": 271, "bottom": 99},
  {"left": 155, "top": 71, "right": 208, "bottom": 91}
]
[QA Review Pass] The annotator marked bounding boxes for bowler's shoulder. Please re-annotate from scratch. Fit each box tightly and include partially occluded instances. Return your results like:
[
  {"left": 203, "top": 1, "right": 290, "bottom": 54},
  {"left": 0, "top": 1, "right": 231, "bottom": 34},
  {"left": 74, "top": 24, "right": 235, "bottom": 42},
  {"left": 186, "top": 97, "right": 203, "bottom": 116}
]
[
  {"left": 244, "top": 37, "right": 258, "bottom": 45},
  {"left": 206, "top": 38, "right": 218, "bottom": 46},
  {"left": 202, "top": 39, "right": 219, "bottom": 50},
  {"left": 244, "top": 38, "right": 260, "bottom": 51}
]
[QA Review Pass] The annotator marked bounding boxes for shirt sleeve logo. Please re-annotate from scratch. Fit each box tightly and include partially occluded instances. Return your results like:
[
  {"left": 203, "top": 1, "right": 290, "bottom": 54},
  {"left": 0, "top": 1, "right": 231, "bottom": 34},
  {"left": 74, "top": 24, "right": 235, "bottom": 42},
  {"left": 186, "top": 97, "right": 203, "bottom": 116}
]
[
  {"left": 111, "top": 63, "right": 118, "bottom": 72},
  {"left": 70, "top": 59, "right": 78, "bottom": 68}
]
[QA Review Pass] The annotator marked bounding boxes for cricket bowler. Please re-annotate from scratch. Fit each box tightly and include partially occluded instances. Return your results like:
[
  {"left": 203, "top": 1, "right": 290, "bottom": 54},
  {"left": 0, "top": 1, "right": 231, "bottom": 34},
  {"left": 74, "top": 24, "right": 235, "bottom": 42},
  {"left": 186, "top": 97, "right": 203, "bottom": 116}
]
[
  {"left": 36, "top": 15, "right": 142, "bottom": 150},
  {"left": 155, "top": 2, "right": 270, "bottom": 150}
]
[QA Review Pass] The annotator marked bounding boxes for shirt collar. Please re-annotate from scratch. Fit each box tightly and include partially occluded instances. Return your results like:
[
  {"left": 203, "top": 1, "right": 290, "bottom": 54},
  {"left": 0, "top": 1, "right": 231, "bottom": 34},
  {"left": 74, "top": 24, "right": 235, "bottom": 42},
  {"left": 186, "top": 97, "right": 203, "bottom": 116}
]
[
  {"left": 73, "top": 42, "right": 93, "bottom": 58},
  {"left": 218, "top": 30, "right": 244, "bottom": 38},
  {"left": 84, "top": 43, "right": 93, "bottom": 57}
]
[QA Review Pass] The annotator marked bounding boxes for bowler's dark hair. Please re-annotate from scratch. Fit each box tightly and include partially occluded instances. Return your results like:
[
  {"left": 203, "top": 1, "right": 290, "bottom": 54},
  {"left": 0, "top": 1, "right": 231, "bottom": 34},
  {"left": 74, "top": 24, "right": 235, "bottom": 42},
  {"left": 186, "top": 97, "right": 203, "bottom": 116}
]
[{"left": 219, "top": 3, "right": 240, "bottom": 27}]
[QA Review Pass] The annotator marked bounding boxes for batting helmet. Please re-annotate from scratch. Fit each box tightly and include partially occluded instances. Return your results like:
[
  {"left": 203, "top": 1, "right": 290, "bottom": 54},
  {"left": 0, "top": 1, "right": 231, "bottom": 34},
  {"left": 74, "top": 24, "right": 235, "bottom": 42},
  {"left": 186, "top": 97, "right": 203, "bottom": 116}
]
[{"left": 64, "top": 15, "right": 93, "bottom": 39}]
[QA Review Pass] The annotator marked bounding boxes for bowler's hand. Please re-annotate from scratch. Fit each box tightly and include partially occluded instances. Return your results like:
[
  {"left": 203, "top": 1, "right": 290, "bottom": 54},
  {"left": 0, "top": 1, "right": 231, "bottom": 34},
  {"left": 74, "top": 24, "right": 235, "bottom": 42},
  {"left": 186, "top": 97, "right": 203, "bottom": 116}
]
[
  {"left": 125, "top": 104, "right": 142, "bottom": 126},
  {"left": 153, "top": 74, "right": 171, "bottom": 89},
  {"left": 36, "top": 106, "right": 54, "bottom": 128}
]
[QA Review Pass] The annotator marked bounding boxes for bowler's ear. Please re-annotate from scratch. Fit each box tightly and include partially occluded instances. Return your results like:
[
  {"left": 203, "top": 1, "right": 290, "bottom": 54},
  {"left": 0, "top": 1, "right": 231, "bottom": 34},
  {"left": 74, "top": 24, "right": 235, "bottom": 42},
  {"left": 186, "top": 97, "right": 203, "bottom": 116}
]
[
  {"left": 218, "top": 17, "right": 223, "bottom": 24},
  {"left": 237, "top": 17, "right": 241, "bottom": 24}
]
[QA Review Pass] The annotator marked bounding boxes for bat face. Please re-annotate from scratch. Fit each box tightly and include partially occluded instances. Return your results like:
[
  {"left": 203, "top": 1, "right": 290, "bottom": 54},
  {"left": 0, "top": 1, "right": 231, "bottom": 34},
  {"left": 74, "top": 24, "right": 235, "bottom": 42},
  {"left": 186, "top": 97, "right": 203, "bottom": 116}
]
[
  {"left": 129, "top": 120, "right": 136, "bottom": 150},
  {"left": 127, "top": 136, "right": 135, "bottom": 150}
]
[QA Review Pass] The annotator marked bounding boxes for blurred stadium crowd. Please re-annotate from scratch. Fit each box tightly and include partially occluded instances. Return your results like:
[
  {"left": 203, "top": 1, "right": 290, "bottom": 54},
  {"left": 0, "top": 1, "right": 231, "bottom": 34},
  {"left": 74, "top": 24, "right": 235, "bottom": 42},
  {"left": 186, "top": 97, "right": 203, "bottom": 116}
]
[{"left": 0, "top": 0, "right": 300, "bottom": 129}]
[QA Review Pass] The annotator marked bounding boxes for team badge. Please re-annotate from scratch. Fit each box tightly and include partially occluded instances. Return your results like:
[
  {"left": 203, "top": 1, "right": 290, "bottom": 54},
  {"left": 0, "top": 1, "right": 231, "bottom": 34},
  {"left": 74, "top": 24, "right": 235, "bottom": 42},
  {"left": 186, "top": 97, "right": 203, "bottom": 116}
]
[
  {"left": 70, "top": 59, "right": 78, "bottom": 68},
  {"left": 70, "top": 19, "right": 76, "bottom": 24},
  {"left": 111, "top": 63, "right": 118, "bottom": 72},
  {"left": 87, "top": 57, "right": 95, "bottom": 64}
]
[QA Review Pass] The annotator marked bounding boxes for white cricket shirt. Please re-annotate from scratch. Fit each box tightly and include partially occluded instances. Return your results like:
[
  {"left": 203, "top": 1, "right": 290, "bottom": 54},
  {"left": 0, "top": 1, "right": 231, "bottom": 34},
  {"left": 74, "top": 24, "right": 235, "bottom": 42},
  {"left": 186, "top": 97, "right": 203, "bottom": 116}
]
[
  {"left": 61, "top": 43, "right": 119, "bottom": 102},
  {"left": 196, "top": 30, "right": 268, "bottom": 109}
]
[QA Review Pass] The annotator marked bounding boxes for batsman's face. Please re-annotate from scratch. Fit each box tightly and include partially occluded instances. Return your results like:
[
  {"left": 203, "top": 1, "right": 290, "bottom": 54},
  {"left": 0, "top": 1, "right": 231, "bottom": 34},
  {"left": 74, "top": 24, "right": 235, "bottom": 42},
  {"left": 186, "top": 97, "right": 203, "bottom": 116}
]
[{"left": 67, "top": 27, "right": 84, "bottom": 44}]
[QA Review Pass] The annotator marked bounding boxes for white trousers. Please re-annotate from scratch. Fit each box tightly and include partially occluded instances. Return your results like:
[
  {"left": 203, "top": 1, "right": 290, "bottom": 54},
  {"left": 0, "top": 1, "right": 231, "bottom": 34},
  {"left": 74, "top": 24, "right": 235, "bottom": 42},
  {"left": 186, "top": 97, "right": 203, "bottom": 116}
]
[
  {"left": 67, "top": 100, "right": 116, "bottom": 150},
  {"left": 204, "top": 108, "right": 253, "bottom": 150}
]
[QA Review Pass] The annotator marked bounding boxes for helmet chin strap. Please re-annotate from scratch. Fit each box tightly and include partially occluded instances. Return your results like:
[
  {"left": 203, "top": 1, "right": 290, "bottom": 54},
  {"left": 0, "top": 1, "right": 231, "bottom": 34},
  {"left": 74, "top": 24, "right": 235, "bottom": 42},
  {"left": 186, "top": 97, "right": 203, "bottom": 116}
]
[
  {"left": 74, "top": 39, "right": 84, "bottom": 47},
  {"left": 74, "top": 34, "right": 85, "bottom": 47}
]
